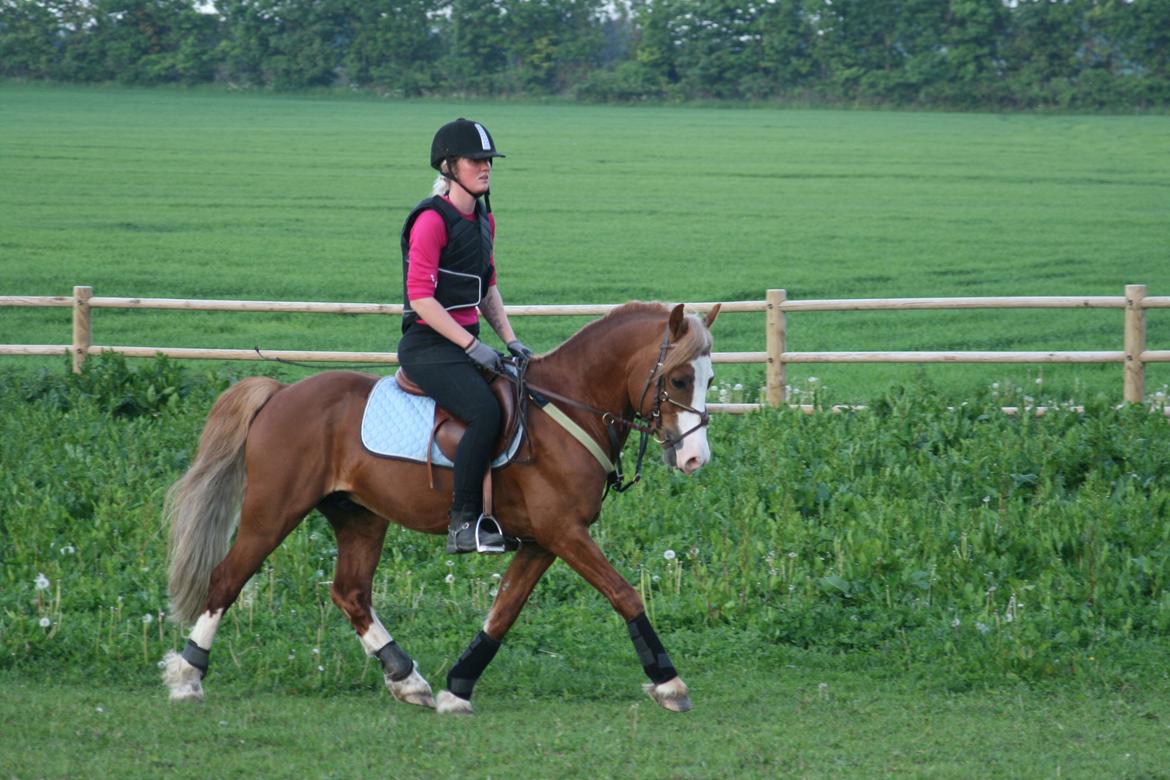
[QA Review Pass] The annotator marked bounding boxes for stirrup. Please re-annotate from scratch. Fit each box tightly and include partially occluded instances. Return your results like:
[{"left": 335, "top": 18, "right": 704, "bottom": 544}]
[
  {"left": 475, "top": 512, "right": 521, "bottom": 554},
  {"left": 474, "top": 513, "right": 509, "bottom": 554}
]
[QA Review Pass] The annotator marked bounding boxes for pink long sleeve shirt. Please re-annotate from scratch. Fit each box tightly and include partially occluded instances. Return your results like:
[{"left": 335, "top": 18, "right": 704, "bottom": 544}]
[{"left": 405, "top": 196, "right": 497, "bottom": 328}]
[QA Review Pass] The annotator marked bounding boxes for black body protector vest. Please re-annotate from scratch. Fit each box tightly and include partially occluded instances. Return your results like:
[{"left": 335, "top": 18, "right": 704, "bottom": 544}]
[{"left": 400, "top": 196, "right": 494, "bottom": 333}]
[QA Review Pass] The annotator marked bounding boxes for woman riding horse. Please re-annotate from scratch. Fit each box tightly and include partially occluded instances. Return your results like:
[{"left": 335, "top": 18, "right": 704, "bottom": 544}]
[{"left": 398, "top": 118, "right": 533, "bottom": 555}]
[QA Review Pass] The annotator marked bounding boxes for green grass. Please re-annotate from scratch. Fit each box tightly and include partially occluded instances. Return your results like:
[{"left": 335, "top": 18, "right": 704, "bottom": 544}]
[
  {"left": 2, "top": 83, "right": 1169, "bottom": 401},
  {"left": 3, "top": 657, "right": 1170, "bottom": 780}
]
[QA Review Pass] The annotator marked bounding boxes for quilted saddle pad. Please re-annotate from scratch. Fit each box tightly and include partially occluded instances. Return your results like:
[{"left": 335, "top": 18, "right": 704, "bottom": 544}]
[{"left": 360, "top": 374, "right": 521, "bottom": 468}]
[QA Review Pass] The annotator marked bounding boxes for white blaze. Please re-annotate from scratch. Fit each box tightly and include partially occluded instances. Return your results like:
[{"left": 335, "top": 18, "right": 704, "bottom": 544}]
[{"left": 675, "top": 355, "right": 713, "bottom": 474}]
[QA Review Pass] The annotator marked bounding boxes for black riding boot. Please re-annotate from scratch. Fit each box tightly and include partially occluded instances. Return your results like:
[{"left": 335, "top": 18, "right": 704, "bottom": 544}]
[{"left": 446, "top": 507, "right": 507, "bottom": 555}]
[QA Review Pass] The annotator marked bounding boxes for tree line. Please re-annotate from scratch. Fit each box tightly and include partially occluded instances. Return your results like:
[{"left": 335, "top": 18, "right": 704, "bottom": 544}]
[{"left": 2, "top": 0, "right": 1168, "bottom": 110}]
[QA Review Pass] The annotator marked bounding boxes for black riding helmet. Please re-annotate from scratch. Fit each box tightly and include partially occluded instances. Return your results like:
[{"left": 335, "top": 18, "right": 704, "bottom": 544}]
[{"left": 430, "top": 118, "right": 505, "bottom": 170}]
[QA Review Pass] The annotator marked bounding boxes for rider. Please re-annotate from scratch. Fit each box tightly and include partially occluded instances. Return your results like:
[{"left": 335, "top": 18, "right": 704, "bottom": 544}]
[{"left": 397, "top": 118, "right": 533, "bottom": 554}]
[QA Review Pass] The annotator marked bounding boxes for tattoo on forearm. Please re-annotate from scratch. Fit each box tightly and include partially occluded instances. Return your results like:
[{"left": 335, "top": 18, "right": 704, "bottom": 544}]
[{"left": 481, "top": 294, "right": 508, "bottom": 336}]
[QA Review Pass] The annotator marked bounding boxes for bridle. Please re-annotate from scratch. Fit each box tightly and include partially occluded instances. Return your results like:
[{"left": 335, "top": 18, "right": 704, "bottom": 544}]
[{"left": 502, "top": 325, "right": 711, "bottom": 495}]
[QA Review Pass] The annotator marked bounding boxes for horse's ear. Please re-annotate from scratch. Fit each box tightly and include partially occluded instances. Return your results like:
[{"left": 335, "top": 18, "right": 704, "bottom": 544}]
[
  {"left": 704, "top": 303, "right": 721, "bottom": 329},
  {"left": 668, "top": 303, "right": 688, "bottom": 341}
]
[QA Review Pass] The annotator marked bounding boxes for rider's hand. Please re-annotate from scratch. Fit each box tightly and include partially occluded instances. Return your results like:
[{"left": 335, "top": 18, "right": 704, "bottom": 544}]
[
  {"left": 465, "top": 338, "right": 503, "bottom": 371},
  {"left": 506, "top": 339, "right": 534, "bottom": 359}
]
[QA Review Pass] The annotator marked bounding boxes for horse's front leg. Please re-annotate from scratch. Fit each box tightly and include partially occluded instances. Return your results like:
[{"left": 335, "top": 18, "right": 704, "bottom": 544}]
[
  {"left": 436, "top": 544, "right": 556, "bottom": 715},
  {"left": 547, "top": 527, "right": 693, "bottom": 713}
]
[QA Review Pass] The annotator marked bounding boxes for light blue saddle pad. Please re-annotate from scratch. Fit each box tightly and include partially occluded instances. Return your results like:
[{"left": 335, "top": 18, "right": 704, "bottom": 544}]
[{"left": 360, "top": 374, "right": 521, "bottom": 468}]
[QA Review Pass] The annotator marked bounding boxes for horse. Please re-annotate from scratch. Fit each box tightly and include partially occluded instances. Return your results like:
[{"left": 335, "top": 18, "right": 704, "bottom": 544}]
[{"left": 161, "top": 301, "right": 720, "bottom": 714}]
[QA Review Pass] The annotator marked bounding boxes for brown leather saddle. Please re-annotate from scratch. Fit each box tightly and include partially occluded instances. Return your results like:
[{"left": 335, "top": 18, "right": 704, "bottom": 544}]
[{"left": 394, "top": 367, "right": 521, "bottom": 469}]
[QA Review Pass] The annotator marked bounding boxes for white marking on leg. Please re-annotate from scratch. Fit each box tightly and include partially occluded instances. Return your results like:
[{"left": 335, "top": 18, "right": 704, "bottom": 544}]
[
  {"left": 359, "top": 610, "right": 393, "bottom": 655},
  {"left": 163, "top": 608, "right": 222, "bottom": 702},
  {"left": 189, "top": 608, "right": 223, "bottom": 650}
]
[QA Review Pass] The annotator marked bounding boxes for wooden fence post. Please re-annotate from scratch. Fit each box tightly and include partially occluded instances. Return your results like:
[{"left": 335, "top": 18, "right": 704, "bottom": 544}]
[
  {"left": 766, "top": 288, "right": 786, "bottom": 407},
  {"left": 72, "top": 285, "right": 92, "bottom": 374},
  {"left": 1124, "top": 283, "right": 1146, "bottom": 404}
]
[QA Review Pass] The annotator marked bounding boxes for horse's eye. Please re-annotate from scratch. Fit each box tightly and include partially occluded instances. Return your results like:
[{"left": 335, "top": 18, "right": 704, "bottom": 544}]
[{"left": 670, "top": 378, "right": 688, "bottom": 390}]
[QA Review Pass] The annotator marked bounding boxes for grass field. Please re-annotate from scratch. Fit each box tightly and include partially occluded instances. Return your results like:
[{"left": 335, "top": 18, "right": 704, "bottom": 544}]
[{"left": 2, "top": 83, "right": 1169, "bottom": 402}]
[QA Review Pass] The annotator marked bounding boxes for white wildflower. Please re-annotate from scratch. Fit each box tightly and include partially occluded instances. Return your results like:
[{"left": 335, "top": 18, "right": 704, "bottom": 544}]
[
  {"left": 34, "top": 573, "right": 50, "bottom": 591},
  {"left": 142, "top": 613, "right": 153, "bottom": 625},
  {"left": 59, "top": 545, "right": 76, "bottom": 556},
  {"left": 39, "top": 617, "right": 51, "bottom": 628},
  {"left": 663, "top": 549, "right": 676, "bottom": 561},
  {"left": 445, "top": 573, "right": 455, "bottom": 584}
]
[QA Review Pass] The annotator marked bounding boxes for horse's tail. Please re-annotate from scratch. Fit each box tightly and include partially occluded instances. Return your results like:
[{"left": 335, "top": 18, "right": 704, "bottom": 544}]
[{"left": 165, "top": 376, "right": 284, "bottom": 626}]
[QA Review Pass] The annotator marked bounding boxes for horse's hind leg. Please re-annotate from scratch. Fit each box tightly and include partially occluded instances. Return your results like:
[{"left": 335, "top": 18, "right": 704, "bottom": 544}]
[
  {"left": 319, "top": 496, "right": 434, "bottom": 709},
  {"left": 164, "top": 491, "right": 315, "bottom": 701}
]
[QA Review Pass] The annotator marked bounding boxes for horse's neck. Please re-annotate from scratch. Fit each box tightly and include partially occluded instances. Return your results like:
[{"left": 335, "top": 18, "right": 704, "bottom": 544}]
[{"left": 533, "top": 314, "right": 662, "bottom": 415}]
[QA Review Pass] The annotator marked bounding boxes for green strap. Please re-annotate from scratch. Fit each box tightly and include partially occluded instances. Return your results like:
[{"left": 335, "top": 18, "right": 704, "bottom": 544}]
[{"left": 540, "top": 401, "right": 615, "bottom": 474}]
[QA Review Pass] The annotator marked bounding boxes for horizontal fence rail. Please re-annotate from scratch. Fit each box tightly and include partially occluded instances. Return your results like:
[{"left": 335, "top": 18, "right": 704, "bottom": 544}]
[{"left": 0, "top": 285, "right": 1166, "bottom": 413}]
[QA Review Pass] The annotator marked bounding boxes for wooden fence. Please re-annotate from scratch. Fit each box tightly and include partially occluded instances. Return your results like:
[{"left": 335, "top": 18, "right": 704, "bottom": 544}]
[{"left": 1, "top": 284, "right": 1167, "bottom": 412}]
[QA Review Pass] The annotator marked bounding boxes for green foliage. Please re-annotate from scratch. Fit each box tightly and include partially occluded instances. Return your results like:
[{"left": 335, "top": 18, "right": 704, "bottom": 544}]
[
  {"left": 1, "top": 359, "right": 1168, "bottom": 693},
  {"left": 2, "top": 0, "right": 1169, "bottom": 108}
]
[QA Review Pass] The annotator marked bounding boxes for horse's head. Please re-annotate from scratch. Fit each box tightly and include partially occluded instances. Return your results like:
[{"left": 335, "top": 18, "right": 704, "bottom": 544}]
[{"left": 645, "top": 303, "right": 720, "bottom": 475}]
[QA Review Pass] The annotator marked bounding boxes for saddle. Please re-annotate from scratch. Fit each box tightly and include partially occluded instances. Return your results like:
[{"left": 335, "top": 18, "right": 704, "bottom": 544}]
[{"left": 393, "top": 366, "right": 522, "bottom": 478}]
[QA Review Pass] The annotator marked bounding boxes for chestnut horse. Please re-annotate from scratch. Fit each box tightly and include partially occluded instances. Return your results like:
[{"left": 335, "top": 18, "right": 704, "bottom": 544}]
[{"left": 162, "top": 302, "right": 719, "bottom": 714}]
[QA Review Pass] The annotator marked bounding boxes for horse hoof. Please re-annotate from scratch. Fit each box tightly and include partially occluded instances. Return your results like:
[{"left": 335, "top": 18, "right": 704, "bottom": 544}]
[
  {"left": 161, "top": 650, "right": 204, "bottom": 702},
  {"left": 435, "top": 690, "right": 474, "bottom": 715},
  {"left": 643, "top": 678, "right": 693, "bottom": 713},
  {"left": 387, "top": 666, "right": 435, "bottom": 709}
]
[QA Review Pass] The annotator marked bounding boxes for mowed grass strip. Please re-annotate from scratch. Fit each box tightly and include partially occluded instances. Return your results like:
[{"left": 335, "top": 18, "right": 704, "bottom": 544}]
[
  {"left": 2, "top": 664, "right": 1169, "bottom": 780},
  {"left": 2, "top": 84, "right": 1169, "bottom": 400}
]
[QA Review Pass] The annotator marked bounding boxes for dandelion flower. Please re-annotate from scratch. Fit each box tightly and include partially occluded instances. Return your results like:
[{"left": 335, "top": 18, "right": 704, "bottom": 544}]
[
  {"left": 489, "top": 587, "right": 499, "bottom": 597},
  {"left": 142, "top": 613, "right": 153, "bottom": 625},
  {"left": 317, "top": 665, "right": 324, "bottom": 673},
  {"left": 491, "top": 573, "right": 501, "bottom": 580},
  {"left": 59, "top": 545, "right": 76, "bottom": 556},
  {"left": 663, "top": 549, "right": 676, "bottom": 561},
  {"left": 39, "top": 617, "right": 51, "bottom": 628},
  {"left": 976, "top": 622, "right": 990, "bottom": 635},
  {"left": 34, "top": 573, "right": 50, "bottom": 591},
  {"left": 446, "top": 560, "right": 455, "bottom": 568},
  {"left": 445, "top": 573, "right": 455, "bottom": 584}
]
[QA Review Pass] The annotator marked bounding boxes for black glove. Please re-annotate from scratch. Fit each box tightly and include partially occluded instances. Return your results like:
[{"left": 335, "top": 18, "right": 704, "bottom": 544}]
[
  {"left": 506, "top": 339, "right": 534, "bottom": 359},
  {"left": 465, "top": 338, "right": 502, "bottom": 371}
]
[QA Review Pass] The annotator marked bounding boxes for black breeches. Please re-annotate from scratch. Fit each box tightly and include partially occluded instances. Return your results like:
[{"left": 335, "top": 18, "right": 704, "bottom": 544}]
[{"left": 397, "top": 324, "right": 501, "bottom": 511}]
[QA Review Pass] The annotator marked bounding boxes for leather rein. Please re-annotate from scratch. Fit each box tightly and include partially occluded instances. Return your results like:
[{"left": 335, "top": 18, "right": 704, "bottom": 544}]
[{"left": 498, "top": 326, "right": 711, "bottom": 495}]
